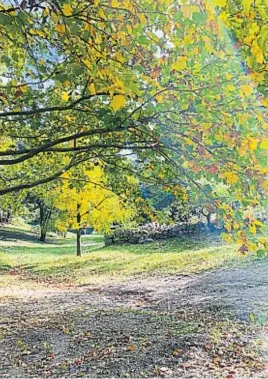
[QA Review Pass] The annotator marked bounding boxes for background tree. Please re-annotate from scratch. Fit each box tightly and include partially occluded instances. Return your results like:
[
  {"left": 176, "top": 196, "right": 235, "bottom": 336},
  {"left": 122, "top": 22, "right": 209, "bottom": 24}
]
[
  {"left": 25, "top": 190, "right": 59, "bottom": 242},
  {"left": 52, "top": 165, "right": 135, "bottom": 256}
]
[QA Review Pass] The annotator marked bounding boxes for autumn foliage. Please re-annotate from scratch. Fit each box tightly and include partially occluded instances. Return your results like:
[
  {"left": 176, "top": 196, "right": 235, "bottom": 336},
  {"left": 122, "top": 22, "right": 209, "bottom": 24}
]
[{"left": 0, "top": 0, "right": 267, "bottom": 253}]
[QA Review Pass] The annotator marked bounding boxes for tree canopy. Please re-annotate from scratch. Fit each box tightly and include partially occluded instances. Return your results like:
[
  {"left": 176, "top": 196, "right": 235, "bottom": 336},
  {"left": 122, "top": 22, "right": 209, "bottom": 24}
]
[{"left": 0, "top": 0, "right": 267, "bottom": 253}]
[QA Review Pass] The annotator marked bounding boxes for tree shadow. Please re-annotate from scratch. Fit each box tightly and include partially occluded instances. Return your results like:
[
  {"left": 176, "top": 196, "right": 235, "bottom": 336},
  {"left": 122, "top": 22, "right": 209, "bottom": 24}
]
[
  {"left": 0, "top": 227, "right": 62, "bottom": 245},
  {"left": 0, "top": 227, "right": 41, "bottom": 243}
]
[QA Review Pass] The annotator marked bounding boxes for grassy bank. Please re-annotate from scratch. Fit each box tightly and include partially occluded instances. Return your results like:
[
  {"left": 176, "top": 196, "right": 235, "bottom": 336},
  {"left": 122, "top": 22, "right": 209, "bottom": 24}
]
[{"left": 0, "top": 224, "right": 260, "bottom": 286}]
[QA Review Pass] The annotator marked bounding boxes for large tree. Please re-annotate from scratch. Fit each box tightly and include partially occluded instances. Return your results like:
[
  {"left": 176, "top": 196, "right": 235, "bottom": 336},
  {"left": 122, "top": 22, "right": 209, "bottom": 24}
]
[
  {"left": 53, "top": 165, "right": 135, "bottom": 256},
  {"left": 0, "top": 0, "right": 267, "bottom": 252}
]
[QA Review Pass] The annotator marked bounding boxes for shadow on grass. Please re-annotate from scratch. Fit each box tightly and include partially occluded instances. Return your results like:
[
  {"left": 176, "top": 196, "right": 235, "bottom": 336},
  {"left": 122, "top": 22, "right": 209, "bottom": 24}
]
[
  {"left": 0, "top": 227, "right": 104, "bottom": 246},
  {"left": 0, "top": 227, "right": 41, "bottom": 243},
  {"left": 0, "top": 226, "right": 62, "bottom": 245}
]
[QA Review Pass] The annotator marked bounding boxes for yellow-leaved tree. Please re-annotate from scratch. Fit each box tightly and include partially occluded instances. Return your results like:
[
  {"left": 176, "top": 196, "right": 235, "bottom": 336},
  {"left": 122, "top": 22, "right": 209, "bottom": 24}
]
[{"left": 53, "top": 166, "right": 135, "bottom": 256}]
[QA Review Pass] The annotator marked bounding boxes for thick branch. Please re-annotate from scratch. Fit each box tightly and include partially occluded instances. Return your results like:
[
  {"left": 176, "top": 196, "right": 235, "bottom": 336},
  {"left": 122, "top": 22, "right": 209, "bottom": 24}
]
[
  {"left": 0, "top": 93, "right": 112, "bottom": 118},
  {"left": 0, "top": 157, "right": 89, "bottom": 196},
  {"left": 0, "top": 126, "right": 136, "bottom": 165},
  {"left": 29, "top": 142, "right": 156, "bottom": 153}
]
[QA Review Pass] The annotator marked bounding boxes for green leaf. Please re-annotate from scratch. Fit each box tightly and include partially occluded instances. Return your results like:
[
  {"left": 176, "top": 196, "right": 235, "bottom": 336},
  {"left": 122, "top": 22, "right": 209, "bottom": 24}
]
[
  {"left": 192, "top": 12, "right": 207, "bottom": 25},
  {"left": 256, "top": 249, "right": 266, "bottom": 258}
]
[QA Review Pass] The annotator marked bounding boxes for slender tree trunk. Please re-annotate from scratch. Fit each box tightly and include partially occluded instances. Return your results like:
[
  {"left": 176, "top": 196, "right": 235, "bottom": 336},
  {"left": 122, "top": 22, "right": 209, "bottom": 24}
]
[
  {"left": 38, "top": 201, "right": 52, "bottom": 242},
  {"left": 76, "top": 228, "right": 82, "bottom": 257},
  {"left": 76, "top": 203, "right": 82, "bottom": 256},
  {"left": 206, "top": 212, "right": 215, "bottom": 232},
  {"left": 39, "top": 201, "right": 45, "bottom": 241}
]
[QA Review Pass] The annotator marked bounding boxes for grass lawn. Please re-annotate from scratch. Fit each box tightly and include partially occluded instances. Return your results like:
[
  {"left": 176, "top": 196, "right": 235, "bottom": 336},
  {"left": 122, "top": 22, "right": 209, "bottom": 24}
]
[
  {"left": 1, "top": 224, "right": 265, "bottom": 286},
  {"left": 0, "top": 226, "right": 267, "bottom": 378}
]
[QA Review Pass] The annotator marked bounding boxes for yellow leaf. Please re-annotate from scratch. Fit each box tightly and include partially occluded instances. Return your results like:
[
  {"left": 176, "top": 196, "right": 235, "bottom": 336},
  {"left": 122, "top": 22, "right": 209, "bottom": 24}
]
[
  {"left": 138, "top": 13, "right": 147, "bottom": 24},
  {"left": 260, "top": 138, "right": 268, "bottom": 149},
  {"left": 260, "top": 97, "right": 268, "bottom": 108},
  {"left": 127, "top": 343, "right": 136, "bottom": 351},
  {"left": 110, "top": 95, "right": 126, "bottom": 111},
  {"left": 224, "top": 172, "right": 239, "bottom": 184},
  {"left": 226, "top": 84, "right": 235, "bottom": 92},
  {"left": 51, "top": 12, "right": 59, "bottom": 24},
  {"left": 89, "top": 83, "right": 96, "bottom": 95},
  {"left": 256, "top": 50, "right": 264, "bottom": 64},
  {"left": 117, "top": 31, "right": 127, "bottom": 44},
  {"left": 39, "top": 58, "right": 45, "bottom": 65},
  {"left": 172, "top": 56, "right": 187, "bottom": 71},
  {"left": 55, "top": 24, "right": 66, "bottom": 34},
  {"left": 180, "top": 5, "right": 193, "bottom": 18},
  {"left": 221, "top": 233, "right": 232, "bottom": 243},
  {"left": 219, "top": 11, "right": 229, "bottom": 23},
  {"left": 250, "top": 71, "right": 265, "bottom": 84},
  {"left": 249, "top": 138, "right": 258, "bottom": 150},
  {"left": 193, "top": 63, "right": 201, "bottom": 74},
  {"left": 233, "top": 222, "right": 240, "bottom": 230},
  {"left": 43, "top": 7, "right": 49, "bottom": 17},
  {"left": 242, "top": 0, "right": 253, "bottom": 14},
  {"left": 83, "top": 59, "right": 91, "bottom": 69},
  {"left": 249, "top": 224, "right": 257, "bottom": 235},
  {"left": 62, "top": 4, "right": 72, "bottom": 16},
  {"left": 225, "top": 73, "right": 232, "bottom": 80},
  {"left": 98, "top": 9, "right": 105, "bottom": 19},
  {"left": 61, "top": 91, "right": 69, "bottom": 102},
  {"left": 114, "top": 77, "right": 125, "bottom": 90},
  {"left": 184, "top": 34, "right": 194, "bottom": 45},
  {"left": 115, "top": 51, "right": 125, "bottom": 64},
  {"left": 111, "top": 0, "right": 119, "bottom": 6},
  {"left": 20, "top": 85, "right": 28, "bottom": 93},
  {"left": 156, "top": 94, "right": 163, "bottom": 103},
  {"left": 254, "top": 220, "right": 264, "bottom": 227},
  {"left": 63, "top": 80, "right": 70, "bottom": 88},
  {"left": 241, "top": 84, "right": 253, "bottom": 96},
  {"left": 214, "top": 0, "right": 227, "bottom": 7},
  {"left": 95, "top": 34, "right": 102, "bottom": 45},
  {"left": 251, "top": 40, "right": 263, "bottom": 63}
]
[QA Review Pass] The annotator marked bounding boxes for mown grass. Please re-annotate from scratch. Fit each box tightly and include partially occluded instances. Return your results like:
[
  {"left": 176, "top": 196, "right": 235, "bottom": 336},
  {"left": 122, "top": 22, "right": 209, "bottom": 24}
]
[{"left": 1, "top": 225, "right": 261, "bottom": 286}]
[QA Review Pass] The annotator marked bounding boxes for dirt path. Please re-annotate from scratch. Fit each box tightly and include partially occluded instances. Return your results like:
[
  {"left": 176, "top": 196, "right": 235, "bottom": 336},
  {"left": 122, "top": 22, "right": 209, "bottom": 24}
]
[{"left": 0, "top": 260, "right": 267, "bottom": 378}]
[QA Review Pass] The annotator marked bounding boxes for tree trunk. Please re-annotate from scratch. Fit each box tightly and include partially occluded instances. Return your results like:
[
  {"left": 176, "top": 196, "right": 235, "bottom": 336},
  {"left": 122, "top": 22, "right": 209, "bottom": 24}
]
[
  {"left": 76, "top": 228, "right": 82, "bottom": 257},
  {"left": 40, "top": 231, "right": 47, "bottom": 242},
  {"left": 76, "top": 203, "right": 82, "bottom": 256},
  {"left": 206, "top": 212, "right": 215, "bottom": 232},
  {"left": 39, "top": 201, "right": 46, "bottom": 242},
  {"left": 38, "top": 201, "right": 52, "bottom": 243}
]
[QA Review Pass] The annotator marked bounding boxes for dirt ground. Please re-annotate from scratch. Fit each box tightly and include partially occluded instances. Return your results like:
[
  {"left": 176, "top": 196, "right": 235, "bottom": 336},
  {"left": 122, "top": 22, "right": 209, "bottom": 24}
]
[{"left": 0, "top": 260, "right": 268, "bottom": 378}]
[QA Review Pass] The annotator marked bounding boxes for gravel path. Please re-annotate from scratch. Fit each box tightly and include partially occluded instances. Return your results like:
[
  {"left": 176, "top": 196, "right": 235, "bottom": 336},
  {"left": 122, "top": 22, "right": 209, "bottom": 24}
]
[{"left": 0, "top": 260, "right": 267, "bottom": 378}]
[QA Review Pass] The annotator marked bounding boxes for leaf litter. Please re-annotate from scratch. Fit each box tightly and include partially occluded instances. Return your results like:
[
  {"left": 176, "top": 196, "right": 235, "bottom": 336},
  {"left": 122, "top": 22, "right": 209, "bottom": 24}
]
[{"left": 0, "top": 260, "right": 267, "bottom": 377}]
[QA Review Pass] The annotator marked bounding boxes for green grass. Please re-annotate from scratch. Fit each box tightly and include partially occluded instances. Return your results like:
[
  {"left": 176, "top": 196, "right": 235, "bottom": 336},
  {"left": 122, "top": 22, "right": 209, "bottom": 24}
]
[
  {"left": 1, "top": 224, "right": 267, "bottom": 287},
  {"left": 51, "top": 234, "right": 104, "bottom": 245},
  {"left": 0, "top": 230, "right": 258, "bottom": 286}
]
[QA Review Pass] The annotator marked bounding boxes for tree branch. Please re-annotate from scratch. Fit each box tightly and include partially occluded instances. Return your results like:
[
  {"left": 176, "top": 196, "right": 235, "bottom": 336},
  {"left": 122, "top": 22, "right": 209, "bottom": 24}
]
[
  {"left": 0, "top": 126, "right": 137, "bottom": 165},
  {"left": 0, "top": 156, "right": 89, "bottom": 196},
  {"left": 0, "top": 92, "right": 112, "bottom": 118}
]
